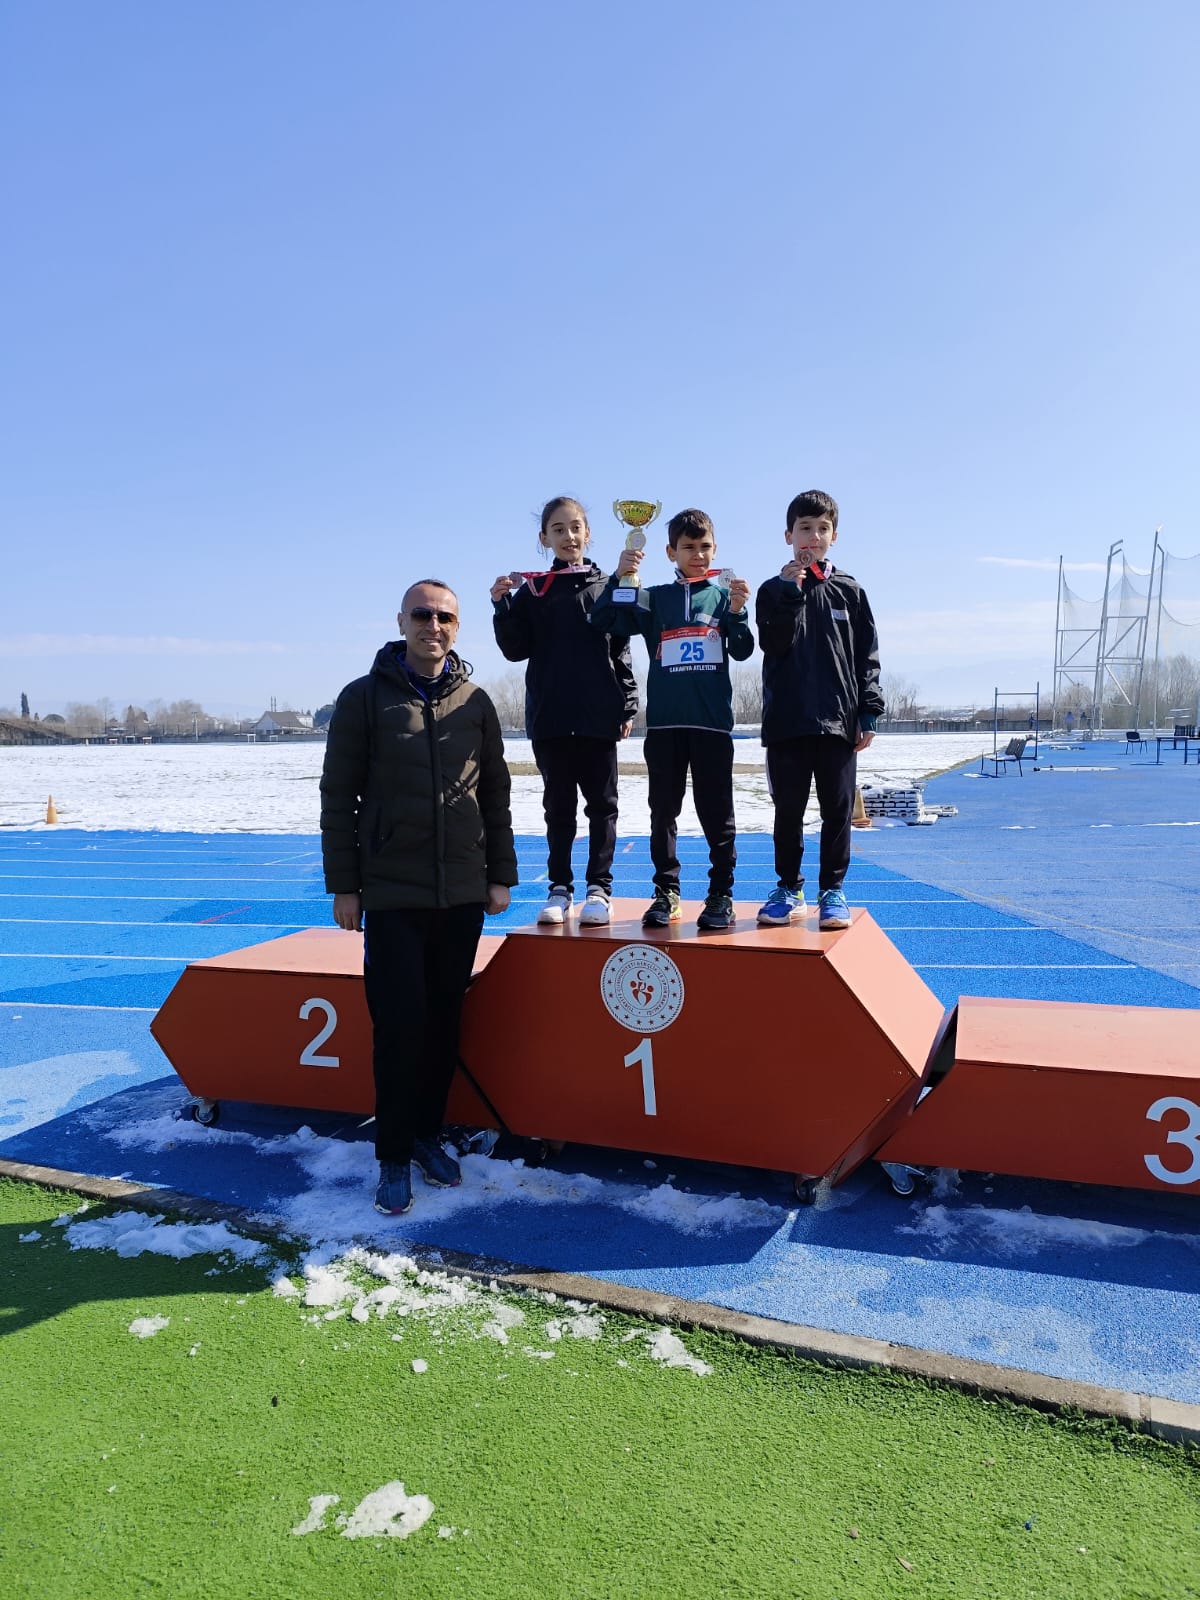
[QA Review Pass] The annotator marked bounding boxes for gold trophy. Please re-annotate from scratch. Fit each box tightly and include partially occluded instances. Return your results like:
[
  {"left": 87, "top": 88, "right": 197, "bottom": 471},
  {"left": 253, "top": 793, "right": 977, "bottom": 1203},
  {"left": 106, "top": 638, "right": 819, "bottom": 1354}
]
[{"left": 612, "top": 500, "right": 661, "bottom": 592}]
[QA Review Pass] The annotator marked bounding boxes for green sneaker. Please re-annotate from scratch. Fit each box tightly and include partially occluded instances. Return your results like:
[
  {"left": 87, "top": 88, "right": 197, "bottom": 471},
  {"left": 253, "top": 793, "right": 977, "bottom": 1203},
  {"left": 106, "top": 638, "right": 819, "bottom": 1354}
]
[
  {"left": 697, "top": 893, "right": 735, "bottom": 930},
  {"left": 641, "top": 889, "right": 682, "bottom": 927}
]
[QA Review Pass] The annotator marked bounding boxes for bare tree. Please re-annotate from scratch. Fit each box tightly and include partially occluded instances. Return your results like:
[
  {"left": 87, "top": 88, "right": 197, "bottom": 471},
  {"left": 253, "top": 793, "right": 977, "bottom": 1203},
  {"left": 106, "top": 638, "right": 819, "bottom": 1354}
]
[
  {"left": 483, "top": 671, "right": 527, "bottom": 733},
  {"left": 881, "top": 672, "right": 922, "bottom": 722},
  {"left": 731, "top": 665, "right": 762, "bottom": 726},
  {"left": 64, "top": 701, "right": 104, "bottom": 735}
]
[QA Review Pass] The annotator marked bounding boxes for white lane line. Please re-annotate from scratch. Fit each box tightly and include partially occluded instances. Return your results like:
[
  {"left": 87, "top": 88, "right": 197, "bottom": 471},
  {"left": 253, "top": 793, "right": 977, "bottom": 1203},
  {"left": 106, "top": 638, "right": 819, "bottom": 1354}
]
[
  {"left": 0, "top": 918, "right": 314, "bottom": 929},
  {"left": 0, "top": 952, "right": 191, "bottom": 963},
  {"left": 0, "top": 893, "right": 325, "bottom": 902},
  {"left": 913, "top": 963, "right": 1136, "bottom": 970},
  {"left": 4, "top": 1001, "right": 158, "bottom": 1012},
  {"left": 0, "top": 875, "right": 321, "bottom": 883}
]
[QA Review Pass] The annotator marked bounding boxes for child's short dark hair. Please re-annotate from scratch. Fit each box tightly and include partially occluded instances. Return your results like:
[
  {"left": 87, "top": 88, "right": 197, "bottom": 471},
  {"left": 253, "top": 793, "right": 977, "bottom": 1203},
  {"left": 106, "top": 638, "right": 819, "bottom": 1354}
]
[
  {"left": 785, "top": 490, "right": 838, "bottom": 530},
  {"left": 666, "top": 508, "right": 715, "bottom": 548},
  {"left": 539, "top": 496, "right": 589, "bottom": 538}
]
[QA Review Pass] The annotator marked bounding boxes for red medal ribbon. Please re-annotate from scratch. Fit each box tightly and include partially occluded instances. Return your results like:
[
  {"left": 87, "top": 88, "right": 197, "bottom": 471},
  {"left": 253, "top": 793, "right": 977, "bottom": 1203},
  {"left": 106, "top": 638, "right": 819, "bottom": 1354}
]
[{"left": 516, "top": 564, "right": 590, "bottom": 597}]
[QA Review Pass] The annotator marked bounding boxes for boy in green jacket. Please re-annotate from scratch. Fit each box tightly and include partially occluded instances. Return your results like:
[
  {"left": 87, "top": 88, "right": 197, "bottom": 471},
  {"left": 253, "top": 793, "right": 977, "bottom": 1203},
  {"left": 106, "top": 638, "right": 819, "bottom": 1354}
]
[{"left": 591, "top": 508, "right": 754, "bottom": 929}]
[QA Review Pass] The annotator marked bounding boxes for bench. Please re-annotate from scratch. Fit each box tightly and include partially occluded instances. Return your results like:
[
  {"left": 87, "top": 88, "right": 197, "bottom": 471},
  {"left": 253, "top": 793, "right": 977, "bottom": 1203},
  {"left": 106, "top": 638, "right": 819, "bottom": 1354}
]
[{"left": 980, "top": 736, "right": 1027, "bottom": 776}]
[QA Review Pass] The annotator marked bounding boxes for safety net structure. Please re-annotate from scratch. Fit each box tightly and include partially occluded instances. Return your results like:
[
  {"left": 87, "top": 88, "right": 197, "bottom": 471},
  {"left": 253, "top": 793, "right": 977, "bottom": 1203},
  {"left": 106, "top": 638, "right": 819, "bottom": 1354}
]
[{"left": 1053, "top": 538, "right": 1200, "bottom": 730}]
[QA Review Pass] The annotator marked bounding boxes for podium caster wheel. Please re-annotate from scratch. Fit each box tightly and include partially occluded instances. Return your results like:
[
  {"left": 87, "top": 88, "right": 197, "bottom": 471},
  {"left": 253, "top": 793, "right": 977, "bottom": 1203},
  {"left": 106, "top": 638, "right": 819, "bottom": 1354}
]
[
  {"left": 880, "top": 1161, "right": 917, "bottom": 1197},
  {"left": 181, "top": 1098, "right": 220, "bottom": 1127},
  {"left": 792, "top": 1176, "right": 817, "bottom": 1206}
]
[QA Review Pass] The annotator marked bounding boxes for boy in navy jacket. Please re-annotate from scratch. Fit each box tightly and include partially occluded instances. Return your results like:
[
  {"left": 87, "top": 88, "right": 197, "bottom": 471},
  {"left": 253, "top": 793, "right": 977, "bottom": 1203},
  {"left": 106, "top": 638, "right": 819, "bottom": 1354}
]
[
  {"left": 755, "top": 490, "right": 883, "bottom": 932},
  {"left": 592, "top": 507, "right": 754, "bottom": 929}
]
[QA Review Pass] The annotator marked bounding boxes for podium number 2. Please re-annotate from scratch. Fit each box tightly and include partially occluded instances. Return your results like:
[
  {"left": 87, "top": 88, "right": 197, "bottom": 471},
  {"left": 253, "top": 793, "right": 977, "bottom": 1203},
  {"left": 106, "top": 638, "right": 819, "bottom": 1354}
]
[
  {"left": 299, "top": 998, "right": 340, "bottom": 1068},
  {"left": 1144, "top": 1096, "right": 1200, "bottom": 1185},
  {"left": 624, "top": 1037, "right": 657, "bottom": 1116}
]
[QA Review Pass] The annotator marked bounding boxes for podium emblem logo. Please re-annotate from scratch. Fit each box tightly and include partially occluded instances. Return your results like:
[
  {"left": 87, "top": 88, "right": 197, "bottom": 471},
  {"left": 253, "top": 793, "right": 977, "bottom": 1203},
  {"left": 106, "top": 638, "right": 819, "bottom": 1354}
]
[{"left": 600, "top": 944, "right": 685, "bottom": 1034}]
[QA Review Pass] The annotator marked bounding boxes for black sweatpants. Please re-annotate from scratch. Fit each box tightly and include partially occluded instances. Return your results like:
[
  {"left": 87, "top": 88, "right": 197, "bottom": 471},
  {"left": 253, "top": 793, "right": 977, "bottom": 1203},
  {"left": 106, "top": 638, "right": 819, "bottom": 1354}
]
[
  {"left": 766, "top": 735, "right": 857, "bottom": 894},
  {"left": 644, "top": 727, "right": 736, "bottom": 896},
  {"left": 532, "top": 736, "right": 619, "bottom": 894},
  {"left": 362, "top": 903, "right": 485, "bottom": 1163}
]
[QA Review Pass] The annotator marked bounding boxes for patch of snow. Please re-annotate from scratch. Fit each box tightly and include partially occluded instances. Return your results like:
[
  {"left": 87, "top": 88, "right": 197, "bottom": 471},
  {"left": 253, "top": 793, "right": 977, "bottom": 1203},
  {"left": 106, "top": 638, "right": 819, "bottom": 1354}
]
[
  {"left": 899, "top": 1202, "right": 1200, "bottom": 1256},
  {"left": 128, "top": 1315, "right": 169, "bottom": 1338},
  {"left": 66, "top": 1211, "right": 267, "bottom": 1264},
  {"left": 17, "top": 1230, "right": 42, "bottom": 1243},
  {"left": 339, "top": 1482, "right": 434, "bottom": 1539},
  {"left": 645, "top": 1327, "right": 712, "bottom": 1376},
  {"left": 291, "top": 1494, "right": 340, "bottom": 1535},
  {"left": 411, "top": 1359, "right": 428, "bottom": 1374}
]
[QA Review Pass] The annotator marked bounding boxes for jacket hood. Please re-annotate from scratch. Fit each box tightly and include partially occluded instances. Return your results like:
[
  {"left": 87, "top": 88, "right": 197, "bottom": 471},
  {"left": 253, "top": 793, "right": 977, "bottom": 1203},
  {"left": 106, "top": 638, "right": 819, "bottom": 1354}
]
[{"left": 370, "top": 641, "right": 471, "bottom": 691}]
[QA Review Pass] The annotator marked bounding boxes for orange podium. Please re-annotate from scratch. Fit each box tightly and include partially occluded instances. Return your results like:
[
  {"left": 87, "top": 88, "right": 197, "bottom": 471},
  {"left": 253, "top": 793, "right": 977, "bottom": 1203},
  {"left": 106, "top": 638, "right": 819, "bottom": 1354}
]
[
  {"left": 457, "top": 901, "right": 944, "bottom": 1187},
  {"left": 875, "top": 996, "right": 1200, "bottom": 1194},
  {"left": 150, "top": 926, "right": 503, "bottom": 1126}
]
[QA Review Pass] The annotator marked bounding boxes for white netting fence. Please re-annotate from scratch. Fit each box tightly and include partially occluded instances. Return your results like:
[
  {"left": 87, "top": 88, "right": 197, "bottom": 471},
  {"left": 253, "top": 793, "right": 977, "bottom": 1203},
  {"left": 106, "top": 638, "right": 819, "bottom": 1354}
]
[{"left": 1055, "top": 542, "right": 1200, "bottom": 729}]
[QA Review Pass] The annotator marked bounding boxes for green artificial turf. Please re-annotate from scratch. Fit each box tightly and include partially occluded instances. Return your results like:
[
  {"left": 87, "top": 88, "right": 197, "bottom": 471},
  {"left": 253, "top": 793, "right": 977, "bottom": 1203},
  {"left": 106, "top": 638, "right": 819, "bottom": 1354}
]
[{"left": 1, "top": 1177, "right": 1197, "bottom": 1599}]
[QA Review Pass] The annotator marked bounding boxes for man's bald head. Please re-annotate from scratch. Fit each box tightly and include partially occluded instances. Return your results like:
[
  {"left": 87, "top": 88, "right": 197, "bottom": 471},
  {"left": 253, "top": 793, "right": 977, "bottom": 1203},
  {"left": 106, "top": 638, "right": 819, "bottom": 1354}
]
[{"left": 401, "top": 578, "right": 458, "bottom": 615}]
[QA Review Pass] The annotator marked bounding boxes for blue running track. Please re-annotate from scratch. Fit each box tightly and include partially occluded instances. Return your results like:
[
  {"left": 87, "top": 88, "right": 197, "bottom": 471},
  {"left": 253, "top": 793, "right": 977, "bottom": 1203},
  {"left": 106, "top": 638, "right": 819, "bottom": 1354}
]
[{"left": 2, "top": 740, "right": 1199, "bottom": 1403}]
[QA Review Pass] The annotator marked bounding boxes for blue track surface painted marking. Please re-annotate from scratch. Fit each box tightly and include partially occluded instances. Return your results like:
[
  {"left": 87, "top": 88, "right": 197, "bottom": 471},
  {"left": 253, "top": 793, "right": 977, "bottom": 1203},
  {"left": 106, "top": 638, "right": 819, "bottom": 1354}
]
[{"left": 1, "top": 761, "right": 1199, "bottom": 1401}]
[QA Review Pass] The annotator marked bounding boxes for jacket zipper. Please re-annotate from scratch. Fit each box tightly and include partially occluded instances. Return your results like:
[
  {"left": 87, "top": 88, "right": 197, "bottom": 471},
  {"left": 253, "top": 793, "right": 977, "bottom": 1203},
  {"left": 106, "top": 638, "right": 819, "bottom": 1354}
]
[{"left": 426, "top": 696, "right": 446, "bottom": 906}]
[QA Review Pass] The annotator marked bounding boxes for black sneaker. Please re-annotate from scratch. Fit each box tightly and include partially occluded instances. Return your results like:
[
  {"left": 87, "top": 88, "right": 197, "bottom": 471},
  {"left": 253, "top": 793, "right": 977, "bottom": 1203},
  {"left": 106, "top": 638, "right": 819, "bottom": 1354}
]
[
  {"left": 412, "top": 1136, "right": 462, "bottom": 1188},
  {"left": 697, "top": 893, "right": 735, "bottom": 930},
  {"left": 374, "top": 1160, "right": 413, "bottom": 1215},
  {"left": 641, "top": 889, "right": 682, "bottom": 927}
]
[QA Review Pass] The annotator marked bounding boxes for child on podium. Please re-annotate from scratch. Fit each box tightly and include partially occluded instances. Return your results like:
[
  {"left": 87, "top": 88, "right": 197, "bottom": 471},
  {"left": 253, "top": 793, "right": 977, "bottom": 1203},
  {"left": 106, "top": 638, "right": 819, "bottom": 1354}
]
[
  {"left": 491, "top": 497, "right": 638, "bottom": 928},
  {"left": 591, "top": 507, "right": 753, "bottom": 930},
  {"left": 755, "top": 490, "right": 883, "bottom": 932}
]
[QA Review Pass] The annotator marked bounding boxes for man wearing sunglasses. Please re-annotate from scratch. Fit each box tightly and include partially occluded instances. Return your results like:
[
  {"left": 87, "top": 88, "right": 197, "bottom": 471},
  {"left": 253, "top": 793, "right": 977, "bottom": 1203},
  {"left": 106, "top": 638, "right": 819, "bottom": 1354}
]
[{"left": 320, "top": 578, "right": 518, "bottom": 1216}]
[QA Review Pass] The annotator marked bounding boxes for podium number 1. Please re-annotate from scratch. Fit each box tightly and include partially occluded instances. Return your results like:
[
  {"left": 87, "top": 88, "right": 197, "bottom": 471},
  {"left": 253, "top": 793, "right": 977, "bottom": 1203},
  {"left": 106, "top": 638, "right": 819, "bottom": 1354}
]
[
  {"left": 624, "top": 1037, "right": 657, "bottom": 1116},
  {"left": 299, "top": 998, "right": 340, "bottom": 1068}
]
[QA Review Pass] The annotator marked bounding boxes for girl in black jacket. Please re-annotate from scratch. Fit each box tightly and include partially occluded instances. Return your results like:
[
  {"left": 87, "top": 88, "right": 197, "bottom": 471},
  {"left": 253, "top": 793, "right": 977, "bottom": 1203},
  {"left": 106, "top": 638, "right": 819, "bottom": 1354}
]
[{"left": 491, "top": 497, "right": 638, "bottom": 926}]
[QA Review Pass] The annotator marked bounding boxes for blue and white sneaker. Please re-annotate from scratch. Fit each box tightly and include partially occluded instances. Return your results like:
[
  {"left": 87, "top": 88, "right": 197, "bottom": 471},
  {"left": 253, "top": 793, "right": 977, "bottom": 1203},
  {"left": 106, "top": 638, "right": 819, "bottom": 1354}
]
[
  {"left": 374, "top": 1160, "right": 413, "bottom": 1215},
  {"left": 818, "top": 888, "right": 851, "bottom": 930},
  {"left": 412, "top": 1137, "right": 462, "bottom": 1189},
  {"left": 756, "top": 886, "right": 807, "bottom": 927}
]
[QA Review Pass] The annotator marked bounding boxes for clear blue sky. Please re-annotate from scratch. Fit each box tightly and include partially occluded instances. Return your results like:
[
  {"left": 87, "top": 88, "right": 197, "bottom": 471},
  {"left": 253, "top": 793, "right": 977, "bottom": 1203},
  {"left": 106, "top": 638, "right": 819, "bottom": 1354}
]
[{"left": 2, "top": 0, "right": 1197, "bottom": 716}]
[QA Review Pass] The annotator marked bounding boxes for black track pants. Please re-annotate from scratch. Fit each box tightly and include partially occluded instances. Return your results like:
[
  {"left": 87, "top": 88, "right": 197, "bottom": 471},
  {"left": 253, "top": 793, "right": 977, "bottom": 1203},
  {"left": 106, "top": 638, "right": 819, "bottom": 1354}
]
[
  {"left": 362, "top": 903, "right": 485, "bottom": 1163},
  {"left": 766, "top": 734, "right": 857, "bottom": 894},
  {"left": 532, "top": 736, "right": 619, "bottom": 893},
  {"left": 644, "top": 727, "right": 736, "bottom": 896}
]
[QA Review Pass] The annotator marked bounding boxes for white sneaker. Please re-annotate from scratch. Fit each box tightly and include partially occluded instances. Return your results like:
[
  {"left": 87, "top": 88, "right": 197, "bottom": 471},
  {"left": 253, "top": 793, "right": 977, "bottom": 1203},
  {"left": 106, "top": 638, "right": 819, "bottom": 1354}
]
[
  {"left": 578, "top": 886, "right": 611, "bottom": 926},
  {"left": 537, "top": 885, "right": 573, "bottom": 925}
]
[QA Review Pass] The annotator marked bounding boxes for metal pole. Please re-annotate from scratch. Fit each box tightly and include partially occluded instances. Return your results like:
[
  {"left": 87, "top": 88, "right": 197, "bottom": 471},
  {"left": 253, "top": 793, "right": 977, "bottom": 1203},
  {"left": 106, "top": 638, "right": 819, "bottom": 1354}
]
[
  {"left": 1150, "top": 526, "right": 1165, "bottom": 733},
  {"left": 1094, "top": 539, "right": 1120, "bottom": 735},
  {"left": 1051, "top": 556, "right": 1063, "bottom": 731}
]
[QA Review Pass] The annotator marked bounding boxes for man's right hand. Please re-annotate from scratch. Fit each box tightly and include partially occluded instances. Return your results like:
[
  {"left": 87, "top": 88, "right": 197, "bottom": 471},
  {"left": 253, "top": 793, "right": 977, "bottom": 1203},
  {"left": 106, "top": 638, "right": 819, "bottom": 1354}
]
[
  {"left": 490, "top": 574, "right": 516, "bottom": 602},
  {"left": 332, "top": 892, "right": 363, "bottom": 931}
]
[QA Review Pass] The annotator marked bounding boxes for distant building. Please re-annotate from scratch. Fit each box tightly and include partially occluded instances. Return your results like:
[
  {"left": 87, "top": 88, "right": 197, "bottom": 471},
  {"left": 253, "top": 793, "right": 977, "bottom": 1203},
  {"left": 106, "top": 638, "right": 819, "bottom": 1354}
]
[{"left": 253, "top": 710, "right": 314, "bottom": 736}]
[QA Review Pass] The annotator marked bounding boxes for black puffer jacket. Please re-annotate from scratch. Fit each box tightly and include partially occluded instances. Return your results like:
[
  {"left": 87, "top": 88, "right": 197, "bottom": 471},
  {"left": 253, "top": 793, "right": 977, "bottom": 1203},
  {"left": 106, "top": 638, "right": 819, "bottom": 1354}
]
[
  {"left": 320, "top": 644, "right": 518, "bottom": 910},
  {"left": 493, "top": 558, "right": 638, "bottom": 740},
  {"left": 756, "top": 568, "right": 884, "bottom": 746}
]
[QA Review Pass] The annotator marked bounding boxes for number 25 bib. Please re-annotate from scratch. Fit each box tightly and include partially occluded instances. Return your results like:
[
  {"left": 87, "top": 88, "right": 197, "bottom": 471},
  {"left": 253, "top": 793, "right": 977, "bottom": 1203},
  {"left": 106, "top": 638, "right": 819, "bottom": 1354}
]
[{"left": 659, "top": 625, "right": 724, "bottom": 669}]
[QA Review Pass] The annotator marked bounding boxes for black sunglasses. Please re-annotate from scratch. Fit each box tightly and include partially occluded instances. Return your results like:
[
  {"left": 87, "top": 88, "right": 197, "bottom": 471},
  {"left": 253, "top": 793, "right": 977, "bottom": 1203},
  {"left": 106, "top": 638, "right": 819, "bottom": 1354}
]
[{"left": 408, "top": 606, "right": 457, "bottom": 625}]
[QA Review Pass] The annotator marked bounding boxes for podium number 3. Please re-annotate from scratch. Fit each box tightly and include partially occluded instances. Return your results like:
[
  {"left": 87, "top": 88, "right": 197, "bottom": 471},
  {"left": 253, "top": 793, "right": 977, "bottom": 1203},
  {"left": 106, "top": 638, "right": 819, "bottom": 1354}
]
[
  {"left": 624, "top": 1038, "right": 657, "bottom": 1116},
  {"left": 299, "top": 998, "right": 340, "bottom": 1068},
  {"left": 1144, "top": 1096, "right": 1200, "bottom": 1185}
]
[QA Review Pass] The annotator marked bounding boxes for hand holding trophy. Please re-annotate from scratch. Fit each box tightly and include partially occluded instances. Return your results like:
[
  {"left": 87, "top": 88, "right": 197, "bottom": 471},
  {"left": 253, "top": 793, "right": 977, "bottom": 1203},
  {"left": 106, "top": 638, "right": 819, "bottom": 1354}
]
[{"left": 612, "top": 500, "right": 661, "bottom": 600}]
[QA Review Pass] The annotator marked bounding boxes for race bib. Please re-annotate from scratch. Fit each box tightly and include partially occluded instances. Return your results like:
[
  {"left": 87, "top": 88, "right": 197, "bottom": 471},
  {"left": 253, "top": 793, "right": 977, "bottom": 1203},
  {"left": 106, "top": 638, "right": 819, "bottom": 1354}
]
[{"left": 659, "top": 625, "right": 724, "bottom": 668}]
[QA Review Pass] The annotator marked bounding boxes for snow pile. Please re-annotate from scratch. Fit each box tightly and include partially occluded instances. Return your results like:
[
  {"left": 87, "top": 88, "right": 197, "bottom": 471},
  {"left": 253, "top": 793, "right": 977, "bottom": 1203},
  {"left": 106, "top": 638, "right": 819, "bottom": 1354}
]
[
  {"left": 66, "top": 1210, "right": 268, "bottom": 1264},
  {"left": 646, "top": 1328, "right": 712, "bottom": 1377},
  {"left": 292, "top": 1495, "right": 340, "bottom": 1536},
  {"left": 128, "top": 1315, "right": 169, "bottom": 1338},
  {"left": 899, "top": 1202, "right": 1200, "bottom": 1256},
  {"left": 338, "top": 1482, "right": 435, "bottom": 1540},
  {"left": 105, "top": 1114, "right": 789, "bottom": 1241}
]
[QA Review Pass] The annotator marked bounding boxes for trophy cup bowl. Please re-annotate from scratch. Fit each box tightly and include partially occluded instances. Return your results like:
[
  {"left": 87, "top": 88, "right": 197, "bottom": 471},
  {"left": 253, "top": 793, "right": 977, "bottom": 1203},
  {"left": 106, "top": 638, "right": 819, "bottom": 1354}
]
[{"left": 613, "top": 499, "right": 661, "bottom": 590}]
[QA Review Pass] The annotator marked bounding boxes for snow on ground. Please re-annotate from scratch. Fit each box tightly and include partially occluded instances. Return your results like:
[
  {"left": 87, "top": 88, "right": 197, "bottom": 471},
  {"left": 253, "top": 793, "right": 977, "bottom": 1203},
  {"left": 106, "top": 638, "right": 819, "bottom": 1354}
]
[
  {"left": 0, "top": 734, "right": 994, "bottom": 833},
  {"left": 101, "top": 1113, "right": 789, "bottom": 1239},
  {"left": 66, "top": 1210, "right": 269, "bottom": 1263}
]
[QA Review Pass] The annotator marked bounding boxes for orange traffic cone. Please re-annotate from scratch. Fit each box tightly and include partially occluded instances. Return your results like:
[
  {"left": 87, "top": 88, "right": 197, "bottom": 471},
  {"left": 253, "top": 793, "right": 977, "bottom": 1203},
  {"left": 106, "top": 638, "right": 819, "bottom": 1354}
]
[
  {"left": 851, "top": 787, "right": 872, "bottom": 829},
  {"left": 45, "top": 795, "right": 59, "bottom": 824}
]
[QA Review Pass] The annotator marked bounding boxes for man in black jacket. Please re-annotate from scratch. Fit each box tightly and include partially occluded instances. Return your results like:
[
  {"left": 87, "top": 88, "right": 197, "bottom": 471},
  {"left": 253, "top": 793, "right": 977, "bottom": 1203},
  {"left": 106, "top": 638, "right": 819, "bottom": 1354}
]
[
  {"left": 755, "top": 491, "right": 883, "bottom": 933},
  {"left": 320, "top": 578, "right": 518, "bottom": 1216}
]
